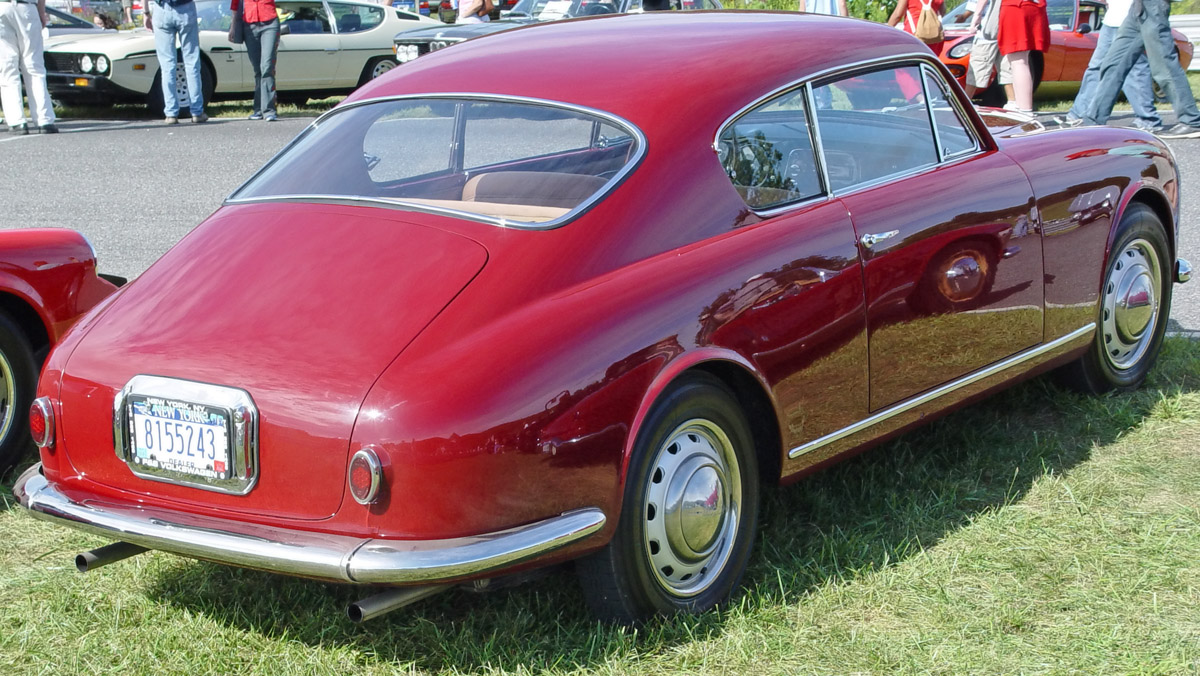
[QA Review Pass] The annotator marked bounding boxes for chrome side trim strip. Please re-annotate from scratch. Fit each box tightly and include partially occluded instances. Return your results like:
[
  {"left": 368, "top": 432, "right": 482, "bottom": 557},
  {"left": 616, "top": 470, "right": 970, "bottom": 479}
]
[
  {"left": 788, "top": 325, "right": 1095, "bottom": 459},
  {"left": 14, "top": 465, "right": 606, "bottom": 584}
]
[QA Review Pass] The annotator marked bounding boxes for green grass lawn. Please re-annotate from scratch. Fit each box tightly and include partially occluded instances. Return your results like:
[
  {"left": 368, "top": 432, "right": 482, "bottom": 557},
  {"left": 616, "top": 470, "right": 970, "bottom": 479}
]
[{"left": 3, "top": 338, "right": 1200, "bottom": 675}]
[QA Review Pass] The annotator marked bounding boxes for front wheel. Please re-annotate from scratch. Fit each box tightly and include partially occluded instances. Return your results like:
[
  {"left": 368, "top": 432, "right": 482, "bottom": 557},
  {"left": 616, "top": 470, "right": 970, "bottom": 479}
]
[
  {"left": 577, "top": 372, "right": 759, "bottom": 623},
  {"left": 145, "top": 58, "right": 215, "bottom": 114},
  {"left": 1056, "top": 203, "right": 1171, "bottom": 393}
]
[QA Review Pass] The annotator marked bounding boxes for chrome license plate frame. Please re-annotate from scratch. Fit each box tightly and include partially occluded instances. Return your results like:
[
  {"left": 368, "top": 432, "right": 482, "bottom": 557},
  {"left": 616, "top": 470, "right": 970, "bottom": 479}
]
[{"left": 114, "top": 375, "right": 259, "bottom": 495}]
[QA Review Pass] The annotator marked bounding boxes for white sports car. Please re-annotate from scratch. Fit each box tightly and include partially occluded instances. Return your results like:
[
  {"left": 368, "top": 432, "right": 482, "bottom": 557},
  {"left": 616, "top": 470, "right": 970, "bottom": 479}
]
[{"left": 43, "top": 0, "right": 439, "bottom": 108}]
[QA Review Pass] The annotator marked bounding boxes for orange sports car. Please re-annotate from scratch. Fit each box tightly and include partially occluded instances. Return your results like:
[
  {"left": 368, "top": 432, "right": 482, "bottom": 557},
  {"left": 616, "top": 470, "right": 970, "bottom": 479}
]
[{"left": 939, "top": 0, "right": 1194, "bottom": 104}]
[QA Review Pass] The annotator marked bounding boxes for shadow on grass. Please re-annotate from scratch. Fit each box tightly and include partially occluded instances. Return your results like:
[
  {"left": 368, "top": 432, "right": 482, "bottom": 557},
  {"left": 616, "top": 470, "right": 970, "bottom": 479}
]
[{"left": 116, "top": 339, "right": 1200, "bottom": 671}]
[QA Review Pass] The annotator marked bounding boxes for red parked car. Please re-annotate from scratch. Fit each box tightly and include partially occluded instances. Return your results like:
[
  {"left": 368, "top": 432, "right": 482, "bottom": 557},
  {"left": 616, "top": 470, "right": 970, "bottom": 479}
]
[
  {"left": 0, "top": 229, "right": 120, "bottom": 472},
  {"left": 15, "top": 12, "right": 1187, "bottom": 624},
  {"left": 939, "top": 0, "right": 1194, "bottom": 102}
]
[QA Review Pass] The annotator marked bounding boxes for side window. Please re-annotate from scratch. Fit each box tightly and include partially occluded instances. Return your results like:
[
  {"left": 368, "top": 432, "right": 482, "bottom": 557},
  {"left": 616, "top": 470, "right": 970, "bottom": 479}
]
[
  {"left": 329, "top": 2, "right": 384, "bottom": 32},
  {"left": 1045, "top": 0, "right": 1075, "bottom": 29},
  {"left": 922, "top": 68, "right": 978, "bottom": 158},
  {"left": 463, "top": 103, "right": 595, "bottom": 170},
  {"left": 812, "top": 66, "right": 938, "bottom": 192},
  {"left": 278, "top": 2, "right": 333, "bottom": 34},
  {"left": 718, "top": 87, "right": 823, "bottom": 209}
]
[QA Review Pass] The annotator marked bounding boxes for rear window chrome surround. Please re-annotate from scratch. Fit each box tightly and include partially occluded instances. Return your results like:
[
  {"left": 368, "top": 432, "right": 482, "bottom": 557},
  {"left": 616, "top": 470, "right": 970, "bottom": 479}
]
[
  {"left": 714, "top": 53, "right": 988, "bottom": 214},
  {"left": 113, "top": 375, "right": 260, "bottom": 496},
  {"left": 226, "top": 93, "right": 648, "bottom": 231}
]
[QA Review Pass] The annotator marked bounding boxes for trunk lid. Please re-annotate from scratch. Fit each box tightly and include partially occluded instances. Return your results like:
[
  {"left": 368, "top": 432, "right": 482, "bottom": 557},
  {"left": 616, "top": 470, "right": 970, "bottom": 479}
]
[{"left": 57, "top": 203, "right": 487, "bottom": 521}]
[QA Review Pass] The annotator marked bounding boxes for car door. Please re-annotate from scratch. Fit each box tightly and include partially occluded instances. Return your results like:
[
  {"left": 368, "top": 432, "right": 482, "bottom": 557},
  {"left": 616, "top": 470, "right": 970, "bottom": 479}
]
[
  {"left": 1052, "top": 0, "right": 1100, "bottom": 83},
  {"left": 812, "top": 64, "right": 1044, "bottom": 411},
  {"left": 276, "top": 0, "right": 339, "bottom": 88},
  {"left": 199, "top": 26, "right": 249, "bottom": 93},
  {"left": 327, "top": 1, "right": 389, "bottom": 86},
  {"left": 715, "top": 85, "right": 870, "bottom": 459}
]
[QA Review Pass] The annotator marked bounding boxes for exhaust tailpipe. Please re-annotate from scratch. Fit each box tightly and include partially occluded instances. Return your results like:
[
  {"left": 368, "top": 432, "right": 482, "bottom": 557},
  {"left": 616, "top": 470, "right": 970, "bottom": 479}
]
[
  {"left": 76, "top": 542, "right": 148, "bottom": 573},
  {"left": 347, "top": 584, "right": 450, "bottom": 623}
]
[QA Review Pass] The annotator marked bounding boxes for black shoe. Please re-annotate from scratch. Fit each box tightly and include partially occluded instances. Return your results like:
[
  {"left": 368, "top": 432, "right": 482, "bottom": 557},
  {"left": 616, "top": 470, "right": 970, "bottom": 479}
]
[
  {"left": 1157, "top": 123, "right": 1200, "bottom": 139},
  {"left": 39, "top": 124, "right": 59, "bottom": 134},
  {"left": 9, "top": 123, "right": 28, "bottom": 135}
]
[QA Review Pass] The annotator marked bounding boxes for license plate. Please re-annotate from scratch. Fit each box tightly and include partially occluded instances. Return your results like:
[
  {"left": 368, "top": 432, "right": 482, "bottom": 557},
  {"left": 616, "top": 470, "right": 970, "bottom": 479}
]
[{"left": 127, "top": 395, "right": 231, "bottom": 480}]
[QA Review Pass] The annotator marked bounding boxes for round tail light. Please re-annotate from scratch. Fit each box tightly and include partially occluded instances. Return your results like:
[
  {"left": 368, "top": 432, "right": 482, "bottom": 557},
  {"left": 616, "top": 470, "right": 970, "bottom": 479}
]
[
  {"left": 348, "top": 448, "right": 382, "bottom": 504},
  {"left": 30, "top": 397, "right": 55, "bottom": 449}
]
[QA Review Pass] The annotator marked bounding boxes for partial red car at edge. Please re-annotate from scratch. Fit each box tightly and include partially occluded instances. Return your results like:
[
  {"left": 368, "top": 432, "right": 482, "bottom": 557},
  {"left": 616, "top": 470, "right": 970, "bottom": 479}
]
[
  {"left": 14, "top": 12, "right": 1189, "bottom": 624},
  {"left": 939, "top": 0, "right": 1194, "bottom": 102},
  {"left": 0, "top": 229, "right": 119, "bottom": 472}
]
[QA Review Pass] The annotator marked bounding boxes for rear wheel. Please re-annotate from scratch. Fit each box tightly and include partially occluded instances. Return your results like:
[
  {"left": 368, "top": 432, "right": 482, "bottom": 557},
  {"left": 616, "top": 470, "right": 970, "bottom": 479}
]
[
  {"left": 358, "top": 56, "right": 398, "bottom": 86},
  {"left": 577, "top": 372, "right": 759, "bottom": 623},
  {"left": 0, "top": 312, "right": 38, "bottom": 472},
  {"left": 1056, "top": 203, "right": 1171, "bottom": 393}
]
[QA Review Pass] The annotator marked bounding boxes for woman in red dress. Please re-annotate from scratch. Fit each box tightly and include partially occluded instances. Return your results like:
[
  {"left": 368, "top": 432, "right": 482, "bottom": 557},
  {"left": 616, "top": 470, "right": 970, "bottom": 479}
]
[
  {"left": 887, "top": 0, "right": 946, "bottom": 56},
  {"left": 997, "top": 0, "right": 1049, "bottom": 112}
]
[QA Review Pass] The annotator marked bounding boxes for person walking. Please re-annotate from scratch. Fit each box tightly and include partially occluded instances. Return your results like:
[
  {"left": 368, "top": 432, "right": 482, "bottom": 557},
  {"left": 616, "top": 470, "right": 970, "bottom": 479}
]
[
  {"left": 965, "top": 0, "right": 1006, "bottom": 99},
  {"left": 1077, "top": 0, "right": 1200, "bottom": 138},
  {"left": 457, "top": 0, "right": 491, "bottom": 23},
  {"left": 888, "top": 0, "right": 946, "bottom": 56},
  {"left": 234, "top": 0, "right": 279, "bottom": 121},
  {"left": 996, "top": 0, "right": 1049, "bottom": 113},
  {"left": 1063, "top": 0, "right": 1161, "bottom": 131},
  {"left": 145, "top": 0, "right": 207, "bottom": 124},
  {"left": 0, "top": 0, "right": 58, "bottom": 134}
]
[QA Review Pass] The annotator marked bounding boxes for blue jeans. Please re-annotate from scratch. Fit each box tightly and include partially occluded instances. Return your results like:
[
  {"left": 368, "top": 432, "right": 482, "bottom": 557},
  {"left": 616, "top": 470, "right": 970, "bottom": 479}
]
[
  {"left": 1082, "top": 0, "right": 1200, "bottom": 127},
  {"left": 1069, "top": 24, "right": 1161, "bottom": 129},
  {"left": 152, "top": 1, "right": 203, "bottom": 117},
  {"left": 244, "top": 18, "right": 279, "bottom": 117}
]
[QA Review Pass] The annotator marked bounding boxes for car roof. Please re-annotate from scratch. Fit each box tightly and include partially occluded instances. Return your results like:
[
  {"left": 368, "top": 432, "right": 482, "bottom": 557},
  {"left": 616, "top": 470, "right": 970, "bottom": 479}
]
[{"left": 350, "top": 12, "right": 934, "bottom": 137}]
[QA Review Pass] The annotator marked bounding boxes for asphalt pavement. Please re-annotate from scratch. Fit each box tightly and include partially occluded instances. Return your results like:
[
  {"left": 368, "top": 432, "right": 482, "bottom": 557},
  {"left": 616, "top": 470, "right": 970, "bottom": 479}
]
[{"left": 1, "top": 112, "right": 1199, "bottom": 332}]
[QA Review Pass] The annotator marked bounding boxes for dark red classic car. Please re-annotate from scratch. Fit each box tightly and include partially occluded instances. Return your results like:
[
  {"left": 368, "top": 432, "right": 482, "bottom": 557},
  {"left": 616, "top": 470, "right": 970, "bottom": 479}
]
[
  {"left": 14, "top": 12, "right": 1187, "bottom": 623},
  {"left": 0, "top": 229, "right": 119, "bottom": 472}
]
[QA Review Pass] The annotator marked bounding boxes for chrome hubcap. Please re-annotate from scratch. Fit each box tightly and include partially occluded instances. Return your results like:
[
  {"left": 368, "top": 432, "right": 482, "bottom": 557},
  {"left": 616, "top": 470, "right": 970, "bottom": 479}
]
[
  {"left": 372, "top": 60, "right": 396, "bottom": 78},
  {"left": 1101, "top": 238, "right": 1161, "bottom": 370},
  {"left": 643, "top": 419, "right": 740, "bottom": 598},
  {"left": 0, "top": 351, "right": 15, "bottom": 444}
]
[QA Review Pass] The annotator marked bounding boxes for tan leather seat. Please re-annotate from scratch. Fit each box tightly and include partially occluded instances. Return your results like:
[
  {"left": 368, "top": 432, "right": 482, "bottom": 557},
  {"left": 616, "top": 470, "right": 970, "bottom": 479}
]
[{"left": 462, "top": 171, "right": 607, "bottom": 209}]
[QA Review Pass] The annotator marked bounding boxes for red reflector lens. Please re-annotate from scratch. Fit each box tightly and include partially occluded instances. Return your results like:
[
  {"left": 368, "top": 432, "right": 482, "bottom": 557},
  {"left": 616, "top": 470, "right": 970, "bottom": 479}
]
[
  {"left": 29, "top": 407, "right": 46, "bottom": 440},
  {"left": 30, "top": 397, "right": 55, "bottom": 449},
  {"left": 348, "top": 448, "right": 381, "bottom": 504}
]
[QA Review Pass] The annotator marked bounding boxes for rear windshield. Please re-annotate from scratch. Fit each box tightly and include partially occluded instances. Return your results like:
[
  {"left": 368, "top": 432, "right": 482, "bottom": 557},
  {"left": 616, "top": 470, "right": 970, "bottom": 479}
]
[{"left": 230, "top": 97, "right": 642, "bottom": 228}]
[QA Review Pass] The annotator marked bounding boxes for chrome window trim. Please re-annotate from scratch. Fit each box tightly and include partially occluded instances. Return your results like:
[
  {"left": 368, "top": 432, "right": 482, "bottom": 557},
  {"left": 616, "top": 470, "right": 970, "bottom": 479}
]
[
  {"left": 715, "top": 54, "right": 990, "bottom": 214},
  {"left": 225, "top": 93, "right": 647, "bottom": 232},
  {"left": 113, "top": 375, "right": 260, "bottom": 496},
  {"left": 789, "top": 324, "right": 1095, "bottom": 459},
  {"left": 919, "top": 62, "right": 983, "bottom": 160},
  {"left": 714, "top": 81, "right": 832, "bottom": 216},
  {"left": 805, "top": 82, "right": 833, "bottom": 198},
  {"left": 918, "top": 63, "right": 947, "bottom": 163}
]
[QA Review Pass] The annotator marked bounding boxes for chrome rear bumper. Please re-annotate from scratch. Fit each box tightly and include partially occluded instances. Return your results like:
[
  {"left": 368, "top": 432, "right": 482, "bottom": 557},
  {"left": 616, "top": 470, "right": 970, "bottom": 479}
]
[
  {"left": 1177, "top": 258, "right": 1192, "bottom": 284},
  {"left": 13, "top": 464, "right": 606, "bottom": 584}
]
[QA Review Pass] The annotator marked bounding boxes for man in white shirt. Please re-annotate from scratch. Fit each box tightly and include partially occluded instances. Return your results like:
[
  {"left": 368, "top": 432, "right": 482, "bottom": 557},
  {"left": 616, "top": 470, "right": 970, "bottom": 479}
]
[{"left": 0, "top": 0, "right": 58, "bottom": 134}]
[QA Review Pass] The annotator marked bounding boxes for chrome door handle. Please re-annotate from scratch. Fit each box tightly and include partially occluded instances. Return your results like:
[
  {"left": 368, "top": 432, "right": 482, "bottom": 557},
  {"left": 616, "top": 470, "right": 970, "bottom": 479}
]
[{"left": 860, "top": 230, "right": 899, "bottom": 249}]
